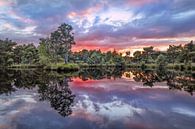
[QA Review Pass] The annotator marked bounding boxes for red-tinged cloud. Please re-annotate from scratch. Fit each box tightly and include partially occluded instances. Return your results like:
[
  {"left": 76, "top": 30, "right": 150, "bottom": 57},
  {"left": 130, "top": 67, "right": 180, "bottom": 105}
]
[
  {"left": 126, "top": 0, "right": 159, "bottom": 6},
  {"left": 0, "top": 1, "right": 10, "bottom": 6}
]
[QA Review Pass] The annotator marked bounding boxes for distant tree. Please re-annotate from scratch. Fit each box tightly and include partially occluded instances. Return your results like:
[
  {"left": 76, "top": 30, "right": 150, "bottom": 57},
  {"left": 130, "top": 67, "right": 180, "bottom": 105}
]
[
  {"left": 156, "top": 54, "right": 167, "bottom": 71},
  {"left": 21, "top": 44, "right": 39, "bottom": 64},
  {"left": 38, "top": 39, "right": 52, "bottom": 65},
  {"left": 126, "top": 51, "right": 131, "bottom": 57},
  {"left": 167, "top": 45, "right": 182, "bottom": 64},
  {"left": 185, "top": 41, "right": 194, "bottom": 52},
  {"left": 13, "top": 45, "right": 23, "bottom": 64},
  {"left": 142, "top": 46, "right": 154, "bottom": 63},
  {"left": 0, "top": 38, "right": 16, "bottom": 66},
  {"left": 133, "top": 51, "right": 142, "bottom": 62},
  {"left": 182, "top": 41, "right": 195, "bottom": 64}
]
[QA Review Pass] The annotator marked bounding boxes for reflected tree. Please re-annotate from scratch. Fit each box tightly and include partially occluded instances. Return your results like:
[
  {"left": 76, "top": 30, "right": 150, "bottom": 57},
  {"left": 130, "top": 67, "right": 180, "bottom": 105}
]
[
  {"left": 130, "top": 69, "right": 195, "bottom": 95},
  {"left": 38, "top": 77, "right": 75, "bottom": 117},
  {"left": 0, "top": 70, "right": 16, "bottom": 95},
  {"left": 131, "top": 70, "right": 160, "bottom": 87},
  {"left": 78, "top": 67, "right": 124, "bottom": 81}
]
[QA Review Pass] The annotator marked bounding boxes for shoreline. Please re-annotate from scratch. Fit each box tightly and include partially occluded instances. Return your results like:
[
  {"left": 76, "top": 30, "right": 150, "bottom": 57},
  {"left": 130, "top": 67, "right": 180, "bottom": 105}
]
[{"left": 6, "top": 63, "right": 195, "bottom": 71}]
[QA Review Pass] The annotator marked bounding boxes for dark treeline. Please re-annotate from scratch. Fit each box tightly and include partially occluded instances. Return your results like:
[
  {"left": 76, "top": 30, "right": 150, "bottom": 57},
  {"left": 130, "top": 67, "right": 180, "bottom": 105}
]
[
  {"left": 0, "top": 23, "right": 195, "bottom": 69},
  {"left": 129, "top": 41, "right": 195, "bottom": 68}
]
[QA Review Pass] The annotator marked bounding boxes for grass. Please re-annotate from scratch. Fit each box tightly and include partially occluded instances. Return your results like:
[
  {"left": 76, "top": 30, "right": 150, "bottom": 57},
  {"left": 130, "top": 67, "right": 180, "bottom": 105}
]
[
  {"left": 44, "top": 63, "right": 80, "bottom": 71},
  {"left": 8, "top": 64, "right": 42, "bottom": 69},
  {"left": 8, "top": 63, "right": 80, "bottom": 71},
  {"left": 167, "top": 63, "right": 195, "bottom": 71},
  {"left": 7, "top": 63, "right": 195, "bottom": 71},
  {"left": 80, "top": 63, "right": 117, "bottom": 68}
]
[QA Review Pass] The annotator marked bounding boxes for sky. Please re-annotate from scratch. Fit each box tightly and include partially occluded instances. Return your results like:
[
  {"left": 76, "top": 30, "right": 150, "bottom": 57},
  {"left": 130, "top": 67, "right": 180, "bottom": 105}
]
[{"left": 0, "top": 0, "right": 195, "bottom": 52}]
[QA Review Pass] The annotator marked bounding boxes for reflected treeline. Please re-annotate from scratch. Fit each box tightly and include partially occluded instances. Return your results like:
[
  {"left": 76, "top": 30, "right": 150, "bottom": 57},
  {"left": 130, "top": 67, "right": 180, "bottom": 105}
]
[
  {"left": 130, "top": 69, "right": 195, "bottom": 95},
  {"left": 0, "top": 69, "right": 75, "bottom": 117},
  {"left": 78, "top": 67, "right": 124, "bottom": 80}
]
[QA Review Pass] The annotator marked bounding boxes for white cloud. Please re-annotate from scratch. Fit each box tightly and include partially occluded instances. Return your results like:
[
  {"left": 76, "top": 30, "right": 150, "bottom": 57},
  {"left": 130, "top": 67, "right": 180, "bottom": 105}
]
[
  {"left": 74, "top": 95, "right": 144, "bottom": 120},
  {"left": 172, "top": 107, "right": 195, "bottom": 117},
  {"left": 98, "top": 8, "right": 143, "bottom": 27},
  {"left": 173, "top": 10, "right": 195, "bottom": 20},
  {"left": 69, "top": 7, "right": 144, "bottom": 33},
  {"left": 0, "top": 23, "right": 38, "bottom": 36}
]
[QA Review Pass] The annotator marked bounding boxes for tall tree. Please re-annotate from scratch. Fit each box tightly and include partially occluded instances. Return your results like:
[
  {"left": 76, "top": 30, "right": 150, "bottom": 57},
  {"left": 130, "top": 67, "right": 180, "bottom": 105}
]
[{"left": 48, "top": 23, "right": 76, "bottom": 63}]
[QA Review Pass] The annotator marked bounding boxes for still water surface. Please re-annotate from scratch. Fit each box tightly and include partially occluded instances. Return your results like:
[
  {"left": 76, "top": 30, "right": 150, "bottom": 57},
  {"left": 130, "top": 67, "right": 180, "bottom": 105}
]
[{"left": 0, "top": 68, "right": 195, "bottom": 129}]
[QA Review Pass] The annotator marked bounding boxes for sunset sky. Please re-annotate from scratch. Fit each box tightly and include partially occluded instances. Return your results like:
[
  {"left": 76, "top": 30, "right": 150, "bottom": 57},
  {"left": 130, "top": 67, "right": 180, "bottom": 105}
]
[{"left": 0, "top": 0, "right": 195, "bottom": 52}]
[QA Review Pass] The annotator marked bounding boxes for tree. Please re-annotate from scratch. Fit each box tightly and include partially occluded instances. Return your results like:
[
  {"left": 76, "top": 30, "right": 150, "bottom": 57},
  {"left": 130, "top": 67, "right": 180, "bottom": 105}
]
[
  {"left": 126, "top": 51, "right": 131, "bottom": 57},
  {"left": 45, "top": 23, "right": 76, "bottom": 63},
  {"left": 156, "top": 54, "right": 167, "bottom": 72},
  {"left": 167, "top": 45, "right": 182, "bottom": 64},
  {"left": 13, "top": 45, "right": 23, "bottom": 64},
  {"left": 38, "top": 39, "right": 52, "bottom": 65},
  {"left": 20, "top": 44, "right": 39, "bottom": 64},
  {"left": 0, "top": 38, "right": 16, "bottom": 66},
  {"left": 133, "top": 51, "right": 142, "bottom": 62},
  {"left": 142, "top": 46, "right": 154, "bottom": 63}
]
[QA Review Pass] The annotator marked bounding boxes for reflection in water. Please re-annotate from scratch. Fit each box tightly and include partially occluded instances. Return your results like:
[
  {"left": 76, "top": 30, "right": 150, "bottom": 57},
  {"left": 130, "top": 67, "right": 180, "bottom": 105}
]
[
  {"left": 0, "top": 68, "right": 195, "bottom": 129},
  {"left": 38, "top": 77, "right": 75, "bottom": 117},
  {"left": 130, "top": 69, "right": 195, "bottom": 95},
  {"left": 78, "top": 68, "right": 124, "bottom": 80},
  {"left": 0, "top": 69, "right": 76, "bottom": 117}
]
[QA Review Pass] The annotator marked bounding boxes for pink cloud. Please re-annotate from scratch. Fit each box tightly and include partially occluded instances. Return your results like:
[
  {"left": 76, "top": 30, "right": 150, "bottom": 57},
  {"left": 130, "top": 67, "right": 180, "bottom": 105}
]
[
  {"left": 127, "top": 0, "right": 159, "bottom": 6},
  {"left": 68, "top": 4, "right": 102, "bottom": 18},
  {"left": 0, "top": 0, "right": 14, "bottom": 7},
  {"left": 0, "top": 1, "right": 8, "bottom": 6},
  {"left": 8, "top": 10, "right": 34, "bottom": 24}
]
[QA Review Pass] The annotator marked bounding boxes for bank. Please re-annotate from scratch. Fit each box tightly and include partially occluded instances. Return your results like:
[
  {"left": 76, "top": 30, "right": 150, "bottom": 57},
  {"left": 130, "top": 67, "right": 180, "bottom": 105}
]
[{"left": 7, "top": 63, "right": 195, "bottom": 71}]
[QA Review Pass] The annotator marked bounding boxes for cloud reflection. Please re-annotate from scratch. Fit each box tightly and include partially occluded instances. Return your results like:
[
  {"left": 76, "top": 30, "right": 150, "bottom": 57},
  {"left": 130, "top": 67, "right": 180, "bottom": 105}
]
[{"left": 74, "top": 95, "right": 144, "bottom": 121}]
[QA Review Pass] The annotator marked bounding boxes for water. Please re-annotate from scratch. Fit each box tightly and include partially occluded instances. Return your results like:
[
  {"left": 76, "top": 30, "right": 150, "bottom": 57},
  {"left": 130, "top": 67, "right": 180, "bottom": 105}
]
[{"left": 0, "top": 68, "right": 195, "bottom": 129}]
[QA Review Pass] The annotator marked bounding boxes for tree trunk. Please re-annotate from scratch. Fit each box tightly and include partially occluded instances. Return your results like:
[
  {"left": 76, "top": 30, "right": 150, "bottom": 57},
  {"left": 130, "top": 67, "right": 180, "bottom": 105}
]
[{"left": 64, "top": 53, "right": 68, "bottom": 64}]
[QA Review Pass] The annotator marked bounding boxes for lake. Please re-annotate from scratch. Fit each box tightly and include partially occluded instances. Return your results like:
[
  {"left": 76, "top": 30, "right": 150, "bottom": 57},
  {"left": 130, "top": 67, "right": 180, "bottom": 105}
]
[{"left": 0, "top": 68, "right": 195, "bottom": 129}]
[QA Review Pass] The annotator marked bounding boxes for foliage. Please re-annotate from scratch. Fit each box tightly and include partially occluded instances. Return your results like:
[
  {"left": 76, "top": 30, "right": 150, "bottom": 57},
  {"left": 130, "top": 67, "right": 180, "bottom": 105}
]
[
  {"left": 0, "top": 38, "right": 16, "bottom": 66},
  {"left": 131, "top": 41, "right": 195, "bottom": 68},
  {"left": 38, "top": 40, "right": 52, "bottom": 65},
  {"left": 155, "top": 54, "right": 168, "bottom": 76},
  {"left": 40, "top": 23, "right": 75, "bottom": 63},
  {"left": 71, "top": 49, "right": 125, "bottom": 66}
]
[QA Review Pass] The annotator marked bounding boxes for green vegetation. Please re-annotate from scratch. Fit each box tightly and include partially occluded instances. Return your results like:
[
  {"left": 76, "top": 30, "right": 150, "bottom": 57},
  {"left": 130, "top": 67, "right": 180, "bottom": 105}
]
[
  {"left": 128, "top": 41, "right": 195, "bottom": 70},
  {"left": 0, "top": 23, "right": 195, "bottom": 71},
  {"left": 70, "top": 49, "right": 125, "bottom": 66},
  {"left": 44, "top": 63, "right": 79, "bottom": 71},
  {"left": 0, "top": 23, "right": 76, "bottom": 70}
]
